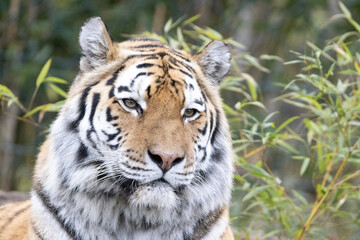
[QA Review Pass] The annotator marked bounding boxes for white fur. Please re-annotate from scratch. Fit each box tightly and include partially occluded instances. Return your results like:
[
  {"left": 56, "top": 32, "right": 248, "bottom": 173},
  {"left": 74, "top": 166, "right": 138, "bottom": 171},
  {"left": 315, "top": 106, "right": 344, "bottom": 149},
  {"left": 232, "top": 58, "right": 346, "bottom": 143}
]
[
  {"left": 79, "top": 17, "right": 110, "bottom": 71},
  {"left": 198, "top": 40, "right": 231, "bottom": 85}
]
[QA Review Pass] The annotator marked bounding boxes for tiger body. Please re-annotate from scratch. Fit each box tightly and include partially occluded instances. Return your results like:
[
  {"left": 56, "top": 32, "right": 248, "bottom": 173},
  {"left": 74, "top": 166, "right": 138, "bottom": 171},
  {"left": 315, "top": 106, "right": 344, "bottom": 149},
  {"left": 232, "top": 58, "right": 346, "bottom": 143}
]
[{"left": 0, "top": 17, "right": 234, "bottom": 240}]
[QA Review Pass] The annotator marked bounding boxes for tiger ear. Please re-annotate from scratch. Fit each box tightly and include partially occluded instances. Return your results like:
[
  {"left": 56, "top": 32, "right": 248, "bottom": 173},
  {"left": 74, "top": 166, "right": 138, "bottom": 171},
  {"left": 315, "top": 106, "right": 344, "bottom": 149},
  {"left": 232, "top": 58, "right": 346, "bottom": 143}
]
[
  {"left": 195, "top": 40, "right": 231, "bottom": 85},
  {"left": 79, "top": 17, "right": 116, "bottom": 72}
]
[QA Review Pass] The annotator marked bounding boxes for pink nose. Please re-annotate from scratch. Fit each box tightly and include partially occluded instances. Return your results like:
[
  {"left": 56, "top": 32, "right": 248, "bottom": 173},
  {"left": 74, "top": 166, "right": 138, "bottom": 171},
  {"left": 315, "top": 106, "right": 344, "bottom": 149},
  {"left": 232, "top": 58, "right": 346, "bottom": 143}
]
[{"left": 148, "top": 150, "right": 185, "bottom": 172}]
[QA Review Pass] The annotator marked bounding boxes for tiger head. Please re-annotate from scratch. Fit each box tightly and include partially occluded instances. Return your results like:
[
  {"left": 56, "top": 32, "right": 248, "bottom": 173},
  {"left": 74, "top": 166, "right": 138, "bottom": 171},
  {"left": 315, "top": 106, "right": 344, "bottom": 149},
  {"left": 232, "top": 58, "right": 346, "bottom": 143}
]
[{"left": 45, "top": 17, "right": 233, "bottom": 213}]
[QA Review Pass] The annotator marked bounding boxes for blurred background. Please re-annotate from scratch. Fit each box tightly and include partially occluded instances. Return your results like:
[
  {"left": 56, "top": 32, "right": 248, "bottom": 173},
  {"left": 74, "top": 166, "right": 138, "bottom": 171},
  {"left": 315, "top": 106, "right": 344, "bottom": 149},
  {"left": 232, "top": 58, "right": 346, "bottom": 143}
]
[{"left": 1, "top": 0, "right": 360, "bottom": 238}]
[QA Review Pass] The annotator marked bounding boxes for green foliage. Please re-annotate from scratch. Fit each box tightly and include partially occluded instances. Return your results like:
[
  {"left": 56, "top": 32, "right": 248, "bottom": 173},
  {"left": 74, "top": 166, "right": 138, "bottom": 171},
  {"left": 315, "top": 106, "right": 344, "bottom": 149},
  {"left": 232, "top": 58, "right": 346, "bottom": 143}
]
[
  {"left": 0, "top": 59, "right": 67, "bottom": 125},
  {"left": 231, "top": 3, "right": 360, "bottom": 239}
]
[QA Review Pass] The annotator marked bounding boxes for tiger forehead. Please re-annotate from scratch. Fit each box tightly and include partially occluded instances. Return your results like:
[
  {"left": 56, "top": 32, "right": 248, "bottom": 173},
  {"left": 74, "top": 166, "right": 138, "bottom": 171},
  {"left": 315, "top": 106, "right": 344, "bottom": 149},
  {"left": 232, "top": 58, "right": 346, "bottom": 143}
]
[
  {"left": 131, "top": 58, "right": 190, "bottom": 102},
  {"left": 110, "top": 46, "right": 200, "bottom": 100}
]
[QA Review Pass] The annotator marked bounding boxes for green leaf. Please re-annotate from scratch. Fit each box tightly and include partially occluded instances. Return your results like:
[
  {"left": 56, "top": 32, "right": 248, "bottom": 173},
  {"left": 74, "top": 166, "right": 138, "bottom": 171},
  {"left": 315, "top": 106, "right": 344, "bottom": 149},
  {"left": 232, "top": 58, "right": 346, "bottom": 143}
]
[
  {"left": 242, "top": 101, "right": 266, "bottom": 109},
  {"left": 164, "top": 18, "right": 173, "bottom": 33},
  {"left": 243, "top": 55, "right": 270, "bottom": 73},
  {"left": 0, "top": 84, "right": 17, "bottom": 99},
  {"left": 292, "top": 190, "right": 308, "bottom": 204},
  {"left": 182, "top": 14, "right": 201, "bottom": 26},
  {"left": 45, "top": 76, "right": 68, "bottom": 85},
  {"left": 7, "top": 97, "right": 19, "bottom": 107},
  {"left": 23, "top": 105, "right": 44, "bottom": 118},
  {"left": 222, "top": 103, "right": 239, "bottom": 116},
  {"left": 284, "top": 60, "right": 303, "bottom": 65},
  {"left": 242, "top": 73, "right": 258, "bottom": 100},
  {"left": 300, "top": 157, "right": 310, "bottom": 175},
  {"left": 260, "top": 54, "right": 284, "bottom": 63},
  {"left": 339, "top": 2, "right": 351, "bottom": 18},
  {"left": 325, "top": 62, "right": 336, "bottom": 78},
  {"left": 0, "top": 84, "right": 20, "bottom": 106},
  {"left": 204, "top": 27, "right": 223, "bottom": 40},
  {"left": 48, "top": 84, "right": 68, "bottom": 98},
  {"left": 242, "top": 185, "right": 271, "bottom": 202},
  {"left": 36, "top": 59, "right": 52, "bottom": 87},
  {"left": 274, "top": 116, "right": 299, "bottom": 134},
  {"left": 349, "top": 121, "right": 360, "bottom": 127},
  {"left": 177, "top": 27, "right": 190, "bottom": 52},
  {"left": 24, "top": 100, "right": 65, "bottom": 118},
  {"left": 225, "top": 39, "right": 245, "bottom": 49},
  {"left": 276, "top": 139, "right": 300, "bottom": 154},
  {"left": 263, "top": 111, "right": 278, "bottom": 123},
  {"left": 279, "top": 212, "right": 291, "bottom": 232}
]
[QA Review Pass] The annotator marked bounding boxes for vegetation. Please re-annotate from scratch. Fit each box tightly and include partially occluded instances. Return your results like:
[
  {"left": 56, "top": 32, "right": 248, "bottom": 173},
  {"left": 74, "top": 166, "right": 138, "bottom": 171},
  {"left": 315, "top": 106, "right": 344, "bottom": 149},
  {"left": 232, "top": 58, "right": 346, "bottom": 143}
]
[{"left": 1, "top": 1, "right": 360, "bottom": 239}]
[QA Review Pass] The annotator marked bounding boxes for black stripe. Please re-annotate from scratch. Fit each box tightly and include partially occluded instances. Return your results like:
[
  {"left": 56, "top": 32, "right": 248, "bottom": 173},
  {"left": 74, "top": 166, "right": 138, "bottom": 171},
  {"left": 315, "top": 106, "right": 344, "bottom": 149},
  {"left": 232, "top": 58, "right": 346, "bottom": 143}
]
[
  {"left": 109, "top": 86, "right": 115, "bottom": 98},
  {"left": 117, "top": 86, "right": 131, "bottom": 93},
  {"left": 77, "top": 142, "right": 88, "bottom": 162},
  {"left": 201, "top": 91, "right": 207, "bottom": 102},
  {"left": 130, "top": 72, "right": 146, "bottom": 87},
  {"left": 198, "top": 122, "right": 208, "bottom": 135},
  {"left": 194, "top": 99, "right": 204, "bottom": 106},
  {"left": 146, "top": 86, "right": 151, "bottom": 99},
  {"left": 210, "top": 147, "right": 224, "bottom": 162},
  {"left": 106, "top": 66, "right": 124, "bottom": 85},
  {"left": 192, "top": 207, "right": 224, "bottom": 239},
  {"left": 128, "top": 38, "right": 160, "bottom": 42},
  {"left": 89, "top": 93, "right": 100, "bottom": 126},
  {"left": 86, "top": 129, "right": 99, "bottom": 150},
  {"left": 106, "top": 107, "right": 118, "bottom": 122},
  {"left": 189, "top": 84, "right": 194, "bottom": 90},
  {"left": 136, "top": 63, "right": 154, "bottom": 68},
  {"left": 69, "top": 86, "right": 92, "bottom": 131},
  {"left": 31, "top": 220, "right": 45, "bottom": 240},
  {"left": 34, "top": 187, "right": 81, "bottom": 240},
  {"left": 180, "top": 69, "right": 193, "bottom": 78},
  {"left": 210, "top": 109, "right": 220, "bottom": 144},
  {"left": 0, "top": 203, "right": 30, "bottom": 233},
  {"left": 132, "top": 44, "right": 165, "bottom": 49},
  {"left": 82, "top": 159, "right": 104, "bottom": 168},
  {"left": 102, "top": 128, "right": 121, "bottom": 141},
  {"left": 209, "top": 111, "right": 214, "bottom": 140}
]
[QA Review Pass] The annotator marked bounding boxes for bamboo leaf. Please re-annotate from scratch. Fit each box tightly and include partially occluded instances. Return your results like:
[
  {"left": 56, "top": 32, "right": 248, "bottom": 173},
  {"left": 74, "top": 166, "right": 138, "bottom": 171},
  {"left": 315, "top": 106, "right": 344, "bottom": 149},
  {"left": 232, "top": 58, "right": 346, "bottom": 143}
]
[
  {"left": 182, "top": 14, "right": 201, "bottom": 26},
  {"left": 45, "top": 76, "right": 68, "bottom": 85},
  {"left": 164, "top": 18, "right": 173, "bottom": 33},
  {"left": 260, "top": 54, "right": 284, "bottom": 63},
  {"left": 36, "top": 59, "right": 52, "bottom": 87},
  {"left": 242, "top": 185, "right": 271, "bottom": 202},
  {"left": 339, "top": 2, "right": 351, "bottom": 18},
  {"left": 49, "top": 84, "right": 68, "bottom": 98},
  {"left": 241, "top": 73, "right": 258, "bottom": 100},
  {"left": 0, "top": 84, "right": 20, "bottom": 106},
  {"left": 24, "top": 100, "right": 65, "bottom": 118},
  {"left": 300, "top": 157, "right": 310, "bottom": 175},
  {"left": 274, "top": 116, "right": 299, "bottom": 134},
  {"left": 276, "top": 139, "right": 300, "bottom": 154},
  {"left": 242, "top": 101, "right": 266, "bottom": 109},
  {"left": 0, "top": 84, "right": 17, "bottom": 99}
]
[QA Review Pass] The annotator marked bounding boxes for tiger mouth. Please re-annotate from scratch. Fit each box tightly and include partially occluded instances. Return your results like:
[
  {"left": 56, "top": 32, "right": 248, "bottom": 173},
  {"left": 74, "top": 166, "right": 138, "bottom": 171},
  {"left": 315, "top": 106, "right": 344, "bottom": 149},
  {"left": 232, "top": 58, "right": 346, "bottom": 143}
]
[
  {"left": 118, "top": 177, "right": 186, "bottom": 198},
  {"left": 118, "top": 177, "right": 170, "bottom": 194}
]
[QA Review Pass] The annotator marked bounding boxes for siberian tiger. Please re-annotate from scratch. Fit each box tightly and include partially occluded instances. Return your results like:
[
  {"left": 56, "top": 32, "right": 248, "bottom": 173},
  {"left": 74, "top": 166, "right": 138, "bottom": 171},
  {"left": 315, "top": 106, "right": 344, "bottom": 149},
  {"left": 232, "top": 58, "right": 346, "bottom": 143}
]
[{"left": 0, "top": 17, "right": 234, "bottom": 240}]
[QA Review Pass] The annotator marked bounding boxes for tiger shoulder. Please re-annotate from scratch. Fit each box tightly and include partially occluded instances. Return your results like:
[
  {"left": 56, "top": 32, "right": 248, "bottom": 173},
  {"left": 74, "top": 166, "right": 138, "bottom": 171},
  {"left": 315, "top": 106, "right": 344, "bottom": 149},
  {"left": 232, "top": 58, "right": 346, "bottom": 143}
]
[{"left": 0, "top": 17, "right": 234, "bottom": 240}]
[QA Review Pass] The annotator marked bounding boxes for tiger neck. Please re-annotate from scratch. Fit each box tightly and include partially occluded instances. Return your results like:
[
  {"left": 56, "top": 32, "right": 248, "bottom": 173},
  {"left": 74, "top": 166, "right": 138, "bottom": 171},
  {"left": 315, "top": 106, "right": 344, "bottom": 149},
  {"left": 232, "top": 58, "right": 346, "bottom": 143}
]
[{"left": 31, "top": 130, "right": 232, "bottom": 239}]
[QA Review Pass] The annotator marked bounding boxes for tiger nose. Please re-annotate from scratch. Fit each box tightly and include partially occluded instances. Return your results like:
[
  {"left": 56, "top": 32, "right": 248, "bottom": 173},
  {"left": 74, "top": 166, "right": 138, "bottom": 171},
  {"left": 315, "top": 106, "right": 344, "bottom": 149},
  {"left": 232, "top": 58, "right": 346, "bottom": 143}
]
[{"left": 147, "top": 150, "right": 185, "bottom": 172}]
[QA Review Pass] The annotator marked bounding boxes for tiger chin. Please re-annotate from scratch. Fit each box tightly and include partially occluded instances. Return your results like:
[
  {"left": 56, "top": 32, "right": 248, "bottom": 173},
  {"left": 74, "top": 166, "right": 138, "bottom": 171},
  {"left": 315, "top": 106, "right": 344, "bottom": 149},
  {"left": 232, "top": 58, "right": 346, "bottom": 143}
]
[{"left": 0, "top": 17, "right": 234, "bottom": 240}]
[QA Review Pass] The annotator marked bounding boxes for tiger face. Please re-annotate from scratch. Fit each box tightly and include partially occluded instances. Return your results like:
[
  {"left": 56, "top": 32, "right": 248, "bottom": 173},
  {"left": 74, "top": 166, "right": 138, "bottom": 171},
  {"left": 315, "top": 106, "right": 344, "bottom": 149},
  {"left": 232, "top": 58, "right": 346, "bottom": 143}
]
[{"left": 48, "top": 17, "right": 232, "bottom": 213}]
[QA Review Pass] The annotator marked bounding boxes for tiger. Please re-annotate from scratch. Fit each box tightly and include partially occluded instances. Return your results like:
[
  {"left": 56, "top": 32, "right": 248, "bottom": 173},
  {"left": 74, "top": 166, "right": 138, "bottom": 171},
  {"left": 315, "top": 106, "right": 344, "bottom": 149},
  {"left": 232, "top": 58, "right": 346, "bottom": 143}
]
[{"left": 0, "top": 17, "right": 234, "bottom": 240}]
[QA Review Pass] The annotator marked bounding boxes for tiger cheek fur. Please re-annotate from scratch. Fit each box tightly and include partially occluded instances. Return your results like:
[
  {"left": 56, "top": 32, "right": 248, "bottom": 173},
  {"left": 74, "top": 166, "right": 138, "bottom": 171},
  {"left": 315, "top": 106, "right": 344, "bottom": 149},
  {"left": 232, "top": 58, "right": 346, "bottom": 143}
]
[{"left": 0, "top": 17, "right": 234, "bottom": 240}]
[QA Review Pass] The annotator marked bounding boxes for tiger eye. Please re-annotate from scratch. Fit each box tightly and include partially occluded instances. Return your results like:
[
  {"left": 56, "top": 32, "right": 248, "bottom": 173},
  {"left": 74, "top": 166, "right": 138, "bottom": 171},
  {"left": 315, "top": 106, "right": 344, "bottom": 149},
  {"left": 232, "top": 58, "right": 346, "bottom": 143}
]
[
  {"left": 123, "top": 99, "right": 137, "bottom": 108},
  {"left": 184, "top": 109, "right": 196, "bottom": 118}
]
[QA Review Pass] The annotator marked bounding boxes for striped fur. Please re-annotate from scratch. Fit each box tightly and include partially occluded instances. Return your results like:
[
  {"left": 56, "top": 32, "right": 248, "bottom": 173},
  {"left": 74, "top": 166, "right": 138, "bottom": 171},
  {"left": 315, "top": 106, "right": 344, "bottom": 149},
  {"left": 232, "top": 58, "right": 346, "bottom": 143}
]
[{"left": 0, "top": 17, "right": 234, "bottom": 240}]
